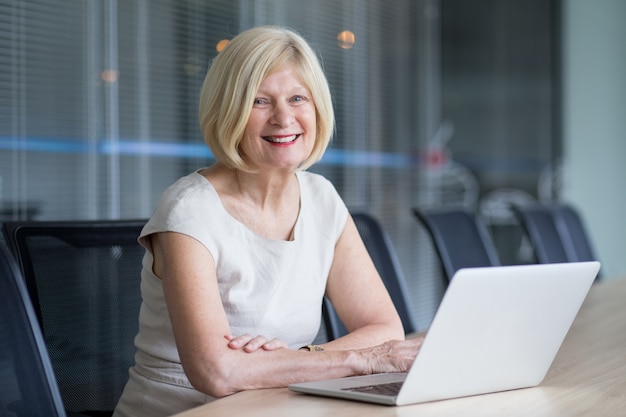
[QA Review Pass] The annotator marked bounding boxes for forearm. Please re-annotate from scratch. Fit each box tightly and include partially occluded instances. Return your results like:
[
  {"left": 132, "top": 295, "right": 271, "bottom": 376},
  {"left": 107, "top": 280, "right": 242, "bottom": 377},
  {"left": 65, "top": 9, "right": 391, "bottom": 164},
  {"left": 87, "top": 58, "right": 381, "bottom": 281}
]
[
  {"left": 321, "top": 322, "right": 405, "bottom": 351},
  {"left": 188, "top": 323, "right": 414, "bottom": 398},
  {"left": 190, "top": 346, "right": 364, "bottom": 397}
]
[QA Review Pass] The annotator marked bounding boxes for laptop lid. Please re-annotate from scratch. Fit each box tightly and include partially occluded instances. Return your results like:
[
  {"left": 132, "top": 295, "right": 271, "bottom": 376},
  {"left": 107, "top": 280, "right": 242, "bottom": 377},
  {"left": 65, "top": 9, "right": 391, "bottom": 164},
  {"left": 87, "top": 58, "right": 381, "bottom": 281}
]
[{"left": 289, "top": 261, "right": 600, "bottom": 406}]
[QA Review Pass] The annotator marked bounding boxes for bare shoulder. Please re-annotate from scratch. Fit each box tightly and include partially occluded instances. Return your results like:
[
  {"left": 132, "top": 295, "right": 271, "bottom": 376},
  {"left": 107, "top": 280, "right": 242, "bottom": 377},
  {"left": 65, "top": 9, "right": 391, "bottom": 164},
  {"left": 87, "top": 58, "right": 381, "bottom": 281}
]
[{"left": 198, "top": 164, "right": 235, "bottom": 194}]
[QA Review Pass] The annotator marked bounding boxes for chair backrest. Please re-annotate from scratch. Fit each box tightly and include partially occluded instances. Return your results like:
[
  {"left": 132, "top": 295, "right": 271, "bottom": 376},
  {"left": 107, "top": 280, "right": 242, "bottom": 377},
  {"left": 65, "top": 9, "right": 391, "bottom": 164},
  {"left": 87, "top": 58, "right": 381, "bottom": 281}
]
[
  {"left": 322, "top": 297, "right": 347, "bottom": 341},
  {"left": 0, "top": 241, "right": 67, "bottom": 417},
  {"left": 513, "top": 203, "right": 601, "bottom": 278},
  {"left": 323, "top": 212, "right": 417, "bottom": 340},
  {"left": 551, "top": 204, "right": 598, "bottom": 263},
  {"left": 2, "top": 220, "right": 146, "bottom": 417},
  {"left": 412, "top": 207, "right": 500, "bottom": 281},
  {"left": 511, "top": 205, "right": 569, "bottom": 264}
]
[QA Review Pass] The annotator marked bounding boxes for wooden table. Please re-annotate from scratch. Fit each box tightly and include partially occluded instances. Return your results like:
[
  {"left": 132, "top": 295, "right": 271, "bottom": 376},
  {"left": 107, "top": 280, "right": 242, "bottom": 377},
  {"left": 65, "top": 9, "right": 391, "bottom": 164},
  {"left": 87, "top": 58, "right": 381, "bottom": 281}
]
[{"left": 173, "top": 278, "right": 626, "bottom": 417}]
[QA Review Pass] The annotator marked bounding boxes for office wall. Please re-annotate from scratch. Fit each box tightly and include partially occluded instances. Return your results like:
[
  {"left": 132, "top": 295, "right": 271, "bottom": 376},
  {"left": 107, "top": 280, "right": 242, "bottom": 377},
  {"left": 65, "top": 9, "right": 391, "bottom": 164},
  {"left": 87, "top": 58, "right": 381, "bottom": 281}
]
[{"left": 562, "top": 0, "right": 626, "bottom": 280}]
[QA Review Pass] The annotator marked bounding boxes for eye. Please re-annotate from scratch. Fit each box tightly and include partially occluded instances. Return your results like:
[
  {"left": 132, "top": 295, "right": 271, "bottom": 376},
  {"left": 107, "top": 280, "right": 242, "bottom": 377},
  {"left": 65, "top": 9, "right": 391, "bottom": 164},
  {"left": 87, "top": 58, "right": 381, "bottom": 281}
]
[
  {"left": 253, "top": 98, "right": 269, "bottom": 106},
  {"left": 291, "top": 95, "right": 308, "bottom": 104}
]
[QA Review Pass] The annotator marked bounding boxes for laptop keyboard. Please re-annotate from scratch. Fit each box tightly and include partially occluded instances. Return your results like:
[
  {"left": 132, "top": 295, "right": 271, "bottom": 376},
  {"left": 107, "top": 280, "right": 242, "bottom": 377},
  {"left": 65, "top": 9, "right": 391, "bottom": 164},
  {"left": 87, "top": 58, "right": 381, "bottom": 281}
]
[{"left": 341, "top": 381, "right": 403, "bottom": 396}]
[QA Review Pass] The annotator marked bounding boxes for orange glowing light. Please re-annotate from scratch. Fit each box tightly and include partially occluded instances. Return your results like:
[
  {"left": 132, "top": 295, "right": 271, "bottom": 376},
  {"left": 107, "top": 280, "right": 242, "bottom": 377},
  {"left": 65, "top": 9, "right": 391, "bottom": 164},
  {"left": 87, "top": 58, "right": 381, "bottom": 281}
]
[
  {"left": 101, "top": 69, "right": 119, "bottom": 83},
  {"left": 337, "top": 30, "right": 355, "bottom": 49},
  {"left": 216, "top": 39, "right": 230, "bottom": 52}
]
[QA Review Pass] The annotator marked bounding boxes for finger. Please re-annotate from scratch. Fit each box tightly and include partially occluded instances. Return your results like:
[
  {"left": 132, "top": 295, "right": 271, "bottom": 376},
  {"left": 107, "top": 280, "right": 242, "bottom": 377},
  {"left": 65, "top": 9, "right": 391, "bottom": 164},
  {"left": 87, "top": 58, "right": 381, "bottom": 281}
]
[
  {"left": 242, "top": 335, "right": 269, "bottom": 352},
  {"left": 262, "top": 338, "right": 289, "bottom": 351},
  {"left": 226, "top": 334, "right": 255, "bottom": 349}
]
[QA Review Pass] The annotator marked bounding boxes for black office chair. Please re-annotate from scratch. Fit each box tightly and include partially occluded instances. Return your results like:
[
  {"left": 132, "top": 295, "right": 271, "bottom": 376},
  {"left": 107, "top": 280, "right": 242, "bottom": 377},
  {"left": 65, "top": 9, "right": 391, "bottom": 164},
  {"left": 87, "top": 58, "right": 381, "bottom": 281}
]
[
  {"left": 2, "top": 220, "right": 146, "bottom": 417},
  {"left": 412, "top": 207, "right": 500, "bottom": 282},
  {"left": 322, "top": 298, "right": 347, "bottom": 342},
  {"left": 513, "top": 203, "right": 601, "bottom": 278},
  {"left": 511, "top": 205, "right": 570, "bottom": 264},
  {"left": 0, "top": 241, "right": 68, "bottom": 417},
  {"left": 323, "top": 212, "right": 417, "bottom": 340},
  {"left": 552, "top": 204, "right": 599, "bottom": 263}
]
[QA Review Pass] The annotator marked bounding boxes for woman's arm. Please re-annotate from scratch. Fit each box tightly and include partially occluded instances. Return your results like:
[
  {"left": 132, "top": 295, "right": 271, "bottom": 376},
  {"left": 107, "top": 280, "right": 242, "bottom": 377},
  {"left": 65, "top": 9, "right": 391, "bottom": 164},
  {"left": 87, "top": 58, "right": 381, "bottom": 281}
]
[
  {"left": 322, "top": 214, "right": 406, "bottom": 349},
  {"left": 151, "top": 228, "right": 420, "bottom": 398}
]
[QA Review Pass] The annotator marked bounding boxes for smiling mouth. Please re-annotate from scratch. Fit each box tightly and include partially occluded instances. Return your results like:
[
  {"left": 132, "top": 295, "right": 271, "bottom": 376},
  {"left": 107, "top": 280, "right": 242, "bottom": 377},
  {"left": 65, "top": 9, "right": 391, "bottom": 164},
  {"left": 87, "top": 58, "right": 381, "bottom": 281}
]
[{"left": 262, "top": 134, "right": 300, "bottom": 144}]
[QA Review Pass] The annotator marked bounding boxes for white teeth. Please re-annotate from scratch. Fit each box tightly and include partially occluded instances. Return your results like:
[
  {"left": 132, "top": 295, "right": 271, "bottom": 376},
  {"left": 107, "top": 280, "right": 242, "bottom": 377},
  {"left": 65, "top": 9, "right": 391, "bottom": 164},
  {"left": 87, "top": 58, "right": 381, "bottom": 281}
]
[{"left": 264, "top": 135, "right": 297, "bottom": 143}]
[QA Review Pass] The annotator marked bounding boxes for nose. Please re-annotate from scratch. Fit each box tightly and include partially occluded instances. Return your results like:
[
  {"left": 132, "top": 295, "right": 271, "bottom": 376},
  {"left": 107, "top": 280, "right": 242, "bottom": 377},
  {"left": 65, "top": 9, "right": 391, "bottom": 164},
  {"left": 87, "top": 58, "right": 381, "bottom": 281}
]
[{"left": 270, "top": 102, "right": 294, "bottom": 127}]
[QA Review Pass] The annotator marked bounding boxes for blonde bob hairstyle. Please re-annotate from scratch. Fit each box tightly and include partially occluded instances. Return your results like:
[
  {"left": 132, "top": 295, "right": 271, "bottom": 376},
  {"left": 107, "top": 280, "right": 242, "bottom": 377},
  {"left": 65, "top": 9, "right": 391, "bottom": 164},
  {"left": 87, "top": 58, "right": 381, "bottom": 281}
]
[{"left": 198, "top": 26, "right": 335, "bottom": 172}]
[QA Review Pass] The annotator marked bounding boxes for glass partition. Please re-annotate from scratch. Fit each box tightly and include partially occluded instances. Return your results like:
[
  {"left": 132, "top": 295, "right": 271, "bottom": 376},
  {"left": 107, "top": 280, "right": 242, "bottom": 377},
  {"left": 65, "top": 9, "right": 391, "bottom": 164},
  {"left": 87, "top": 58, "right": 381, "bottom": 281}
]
[{"left": 0, "top": 0, "right": 560, "bottom": 328}]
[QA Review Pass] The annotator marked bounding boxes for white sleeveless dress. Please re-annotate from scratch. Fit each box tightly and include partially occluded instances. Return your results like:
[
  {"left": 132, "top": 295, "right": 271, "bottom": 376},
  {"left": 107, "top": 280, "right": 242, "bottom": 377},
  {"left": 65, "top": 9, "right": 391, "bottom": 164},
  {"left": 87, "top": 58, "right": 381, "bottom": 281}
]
[{"left": 112, "top": 170, "right": 348, "bottom": 417}]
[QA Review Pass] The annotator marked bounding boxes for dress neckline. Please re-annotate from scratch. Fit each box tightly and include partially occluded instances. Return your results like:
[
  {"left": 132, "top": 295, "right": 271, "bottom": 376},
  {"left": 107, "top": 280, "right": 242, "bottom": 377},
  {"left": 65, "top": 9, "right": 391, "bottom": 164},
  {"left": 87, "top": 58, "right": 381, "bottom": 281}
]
[{"left": 192, "top": 170, "right": 303, "bottom": 243}]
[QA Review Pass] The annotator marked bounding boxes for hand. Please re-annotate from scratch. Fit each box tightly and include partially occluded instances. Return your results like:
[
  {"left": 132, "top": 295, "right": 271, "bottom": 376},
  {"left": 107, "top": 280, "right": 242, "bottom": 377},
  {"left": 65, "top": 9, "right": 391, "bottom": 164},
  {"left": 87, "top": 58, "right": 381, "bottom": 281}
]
[
  {"left": 224, "top": 334, "right": 289, "bottom": 353},
  {"left": 362, "top": 336, "right": 424, "bottom": 375}
]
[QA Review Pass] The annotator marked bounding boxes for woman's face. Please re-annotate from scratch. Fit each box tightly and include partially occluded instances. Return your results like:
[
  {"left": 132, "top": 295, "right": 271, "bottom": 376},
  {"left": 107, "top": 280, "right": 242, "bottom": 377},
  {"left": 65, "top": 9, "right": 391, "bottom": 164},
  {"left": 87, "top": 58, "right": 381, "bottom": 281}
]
[{"left": 240, "top": 65, "right": 317, "bottom": 172}]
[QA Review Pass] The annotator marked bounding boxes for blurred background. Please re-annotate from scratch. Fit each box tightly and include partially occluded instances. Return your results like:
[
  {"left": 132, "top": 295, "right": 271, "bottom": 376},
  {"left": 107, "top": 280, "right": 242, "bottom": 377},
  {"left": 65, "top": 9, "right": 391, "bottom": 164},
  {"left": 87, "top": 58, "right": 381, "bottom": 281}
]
[{"left": 1, "top": 0, "right": 624, "bottom": 330}]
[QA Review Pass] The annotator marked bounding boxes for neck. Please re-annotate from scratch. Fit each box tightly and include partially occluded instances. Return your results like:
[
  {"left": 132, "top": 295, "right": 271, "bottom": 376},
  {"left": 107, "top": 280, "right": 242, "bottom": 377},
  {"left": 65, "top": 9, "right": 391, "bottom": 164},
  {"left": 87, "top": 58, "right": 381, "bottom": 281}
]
[{"left": 234, "top": 169, "right": 298, "bottom": 209}]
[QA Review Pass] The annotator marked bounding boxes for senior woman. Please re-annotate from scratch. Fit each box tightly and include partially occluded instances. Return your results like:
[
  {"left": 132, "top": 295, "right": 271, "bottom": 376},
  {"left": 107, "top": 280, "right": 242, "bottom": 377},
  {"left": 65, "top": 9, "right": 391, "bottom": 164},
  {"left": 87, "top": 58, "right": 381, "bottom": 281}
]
[{"left": 113, "top": 25, "right": 423, "bottom": 417}]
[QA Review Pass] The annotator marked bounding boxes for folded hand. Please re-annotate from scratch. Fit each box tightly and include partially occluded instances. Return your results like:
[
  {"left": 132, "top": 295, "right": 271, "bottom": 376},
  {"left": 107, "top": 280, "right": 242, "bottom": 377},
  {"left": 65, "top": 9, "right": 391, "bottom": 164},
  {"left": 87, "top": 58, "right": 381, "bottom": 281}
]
[{"left": 225, "top": 334, "right": 289, "bottom": 353}]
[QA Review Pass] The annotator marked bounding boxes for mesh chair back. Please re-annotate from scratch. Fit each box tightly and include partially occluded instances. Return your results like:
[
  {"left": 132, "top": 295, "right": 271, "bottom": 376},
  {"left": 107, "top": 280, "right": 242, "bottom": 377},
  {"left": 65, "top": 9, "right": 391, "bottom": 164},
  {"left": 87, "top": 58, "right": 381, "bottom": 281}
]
[
  {"left": 412, "top": 208, "right": 500, "bottom": 281},
  {"left": 2, "top": 220, "right": 146, "bottom": 417},
  {"left": 511, "top": 205, "right": 569, "bottom": 264},
  {"left": 0, "top": 241, "right": 67, "bottom": 417},
  {"left": 323, "top": 212, "right": 417, "bottom": 340}
]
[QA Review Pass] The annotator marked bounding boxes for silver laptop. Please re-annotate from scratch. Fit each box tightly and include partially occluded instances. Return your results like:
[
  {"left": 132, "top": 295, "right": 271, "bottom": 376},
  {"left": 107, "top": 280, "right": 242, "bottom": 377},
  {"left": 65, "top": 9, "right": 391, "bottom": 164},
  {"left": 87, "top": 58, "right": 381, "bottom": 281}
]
[{"left": 289, "top": 261, "right": 601, "bottom": 406}]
